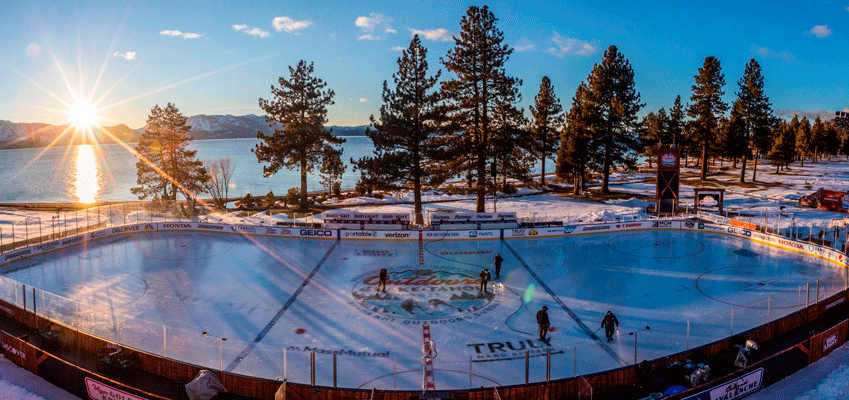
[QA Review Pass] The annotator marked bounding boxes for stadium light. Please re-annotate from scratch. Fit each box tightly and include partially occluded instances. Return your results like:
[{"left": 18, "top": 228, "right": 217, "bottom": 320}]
[{"left": 628, "top": 326, "right": 651, "bottom": 364}]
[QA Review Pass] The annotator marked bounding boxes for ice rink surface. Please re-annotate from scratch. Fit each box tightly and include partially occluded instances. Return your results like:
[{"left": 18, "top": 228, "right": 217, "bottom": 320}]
[{"left": 1, "top": 229, "right": 844, "bottom": 390}]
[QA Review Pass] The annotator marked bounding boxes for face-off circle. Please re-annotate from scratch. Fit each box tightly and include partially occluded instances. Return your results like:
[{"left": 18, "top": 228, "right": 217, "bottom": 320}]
[{"left": 351, "top": 266, "right": 498, "bottom": 322}]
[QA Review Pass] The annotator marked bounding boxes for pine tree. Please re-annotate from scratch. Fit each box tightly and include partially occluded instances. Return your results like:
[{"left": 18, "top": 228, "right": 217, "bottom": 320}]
[
  {"left": 442, "top": 5, "right": 522, "bottom": 212},
  {"left": 319, "top": 146, "right": 346, "bottom": 196},
  {"left": 727, "top": 59, "right": 775, "bottom": 182},
  {"left": 132, "top": 103, "right": 208, "bottom": 202},
  {"left": 529, "top": 76, "right": 563, "bottom": 188},
  {"left": 770, "top": 121, "right": 796, "bottom": 172},
  {"left": 583, "top": 45, "right": 643, "bottom": 193},
  {"left": 354, "top": 35, "right": 443, "bottom": 225},
  {"left": 255, "top": 60, "right": 344, "bottom": 209},
  {"left": 809, "top": 116, "right": 826, "bottom": 162},
  {"left": 687, "top": 56, "right": 728, "bottom": 180},
  {"left": 668, "top": 95, "right": 688, "bottom": 165},
  {"left": 557, "top": 82, "right": 598, "bottom": 194},
  {"left": 639, "top": 109, "right": 671, "bottom": 168},
  {"left": 795, "top": 117, "right": 811, "bottom": 167}
]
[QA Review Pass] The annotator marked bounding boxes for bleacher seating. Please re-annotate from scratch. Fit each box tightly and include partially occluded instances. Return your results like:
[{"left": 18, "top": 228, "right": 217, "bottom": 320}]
[
  {"left": 430, "top": 212, "right": 519, "bottom": 230},
  {"left": 323, "top": 211, "right": 410, "bottom": 231}
]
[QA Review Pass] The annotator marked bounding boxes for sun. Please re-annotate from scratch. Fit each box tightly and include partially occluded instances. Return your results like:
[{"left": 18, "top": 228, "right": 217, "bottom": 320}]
[{"left": 67, "top": 96, "right": 101, "bottom": 131}]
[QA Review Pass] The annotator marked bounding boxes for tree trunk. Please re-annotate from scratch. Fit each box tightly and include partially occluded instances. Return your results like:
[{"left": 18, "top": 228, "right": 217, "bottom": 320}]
[
  {"left": 752, "top": 149, "right": 759, "bottom": 182},
  {"left": 476, "top": 155, "right": 486, "bottom": 213},
  {"left": 540, "top": 156, "right": 546, "bottom": 188},
  {"left": 572, "top": 173, "right": 579, "bottom": 195},
  {"left": 413, "top": 173, "right": 423, "bottom": 226},
  {"left": 601, "top": 133, "right": 613, "bottom": 193},
  {"left": 700, "top": 143, "right": 709, "bottom": 180},
  {"left": 739, "top": 154, "right": 748, "bottom": 183},
  {"left": 300, "top": 157, "right": 308, "bottom": 209}
]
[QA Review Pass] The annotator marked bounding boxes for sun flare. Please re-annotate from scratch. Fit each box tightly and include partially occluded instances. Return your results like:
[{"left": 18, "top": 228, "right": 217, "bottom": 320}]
[{"left": 67, "top": 97, "right": 100, "bottom": 130}]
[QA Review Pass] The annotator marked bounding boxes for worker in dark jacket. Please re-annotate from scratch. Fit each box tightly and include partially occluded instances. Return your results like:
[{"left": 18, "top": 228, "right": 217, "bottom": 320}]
[
  {"left": 377, "top": 268, "right": 388, "bottom": 293},
  {"left": 493, "top": 253, "right": 504, "bottom": 279},
  {"left": 601, "top": 311, "right": 619, "bottom": 342},
  {"left": 536, "top": 306, "right": 550, "bottom": 341},
  {"left": 479, "top": 269, "right": 491, "bottom": 293}
]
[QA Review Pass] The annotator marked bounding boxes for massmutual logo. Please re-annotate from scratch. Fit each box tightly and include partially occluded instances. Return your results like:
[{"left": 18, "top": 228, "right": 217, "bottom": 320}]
[{"left": 351, "top": 266, "right": 498, "bottom": 324}]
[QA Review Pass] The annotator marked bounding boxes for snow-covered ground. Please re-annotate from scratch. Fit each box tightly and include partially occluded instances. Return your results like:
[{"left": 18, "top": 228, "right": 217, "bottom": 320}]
[{"left": 2, "top": 158, "right": 849, "bottom": 398}]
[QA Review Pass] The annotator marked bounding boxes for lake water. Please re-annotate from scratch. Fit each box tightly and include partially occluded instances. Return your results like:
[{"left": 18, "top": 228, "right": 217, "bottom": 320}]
[
  {"left": 0, "top": 137, "right": 379, "bottom": 204},
  {"left": 0, "top": 136, "right": 555, "bottom": 204}
]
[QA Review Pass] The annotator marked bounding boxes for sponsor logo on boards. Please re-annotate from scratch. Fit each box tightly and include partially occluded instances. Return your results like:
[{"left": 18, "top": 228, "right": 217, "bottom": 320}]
[
  {"left": 300, "top": 229, "right": 333, "bottom": 237},
  {"left": 231, "top": 225, "right": 257, "bottom": 234},
  {"left": 4, "top": 249, "right": 31, "bottom": 261},
  {"left": 384, "top": 232, "right": 413, "bottom": 239},
  {"left": 726, "top": 227, "right": 752, "bottom": 237},
  {"left": 264, "top": 228, "right": 277, "bottom": 235},
  {"left": 345, "top": 231, "right": 377, "bottom": 238},
  {"left": 467, "top": 340, "right": 561, "bottom": 362},
  {"left": 651, "top": 221, "right": 673, "bottom": 228},
  {"left": 684, "top": 221, "right": 695, "bottom": 228},
  {"left": 511, "top": 229, "right": 527, "bottom": 236},
  {"left": 563, "top": 226, "right": 577, "bottom": 234},
  {"left": 143, "top": 223, "right": 156, "bottom": 230},
  {"left": 582, "top": 225, "right": 610, "bottom": 231},
  {"left": 111, "top": 225, "right": 140, "bottom": 234},
  {"left": 682, "top": 368, "right": 762, "bottom": 400},
  {"left": 468, "top": 231, "right": 478, "bottom": 238},
  {"left": 197, "top": 224, "right": 224, "bottom": 230},
  {"left": 85, "top": 378, "right": 147, "bottom": 400},
  {"left": 162, "top": 223, "right": 191, "bottom": 229}
]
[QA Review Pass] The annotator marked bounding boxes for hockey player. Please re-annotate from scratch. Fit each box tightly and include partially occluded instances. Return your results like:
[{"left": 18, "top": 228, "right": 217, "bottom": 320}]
[{"left": 601, "top": 311, "right": 619, "bottom": 342}]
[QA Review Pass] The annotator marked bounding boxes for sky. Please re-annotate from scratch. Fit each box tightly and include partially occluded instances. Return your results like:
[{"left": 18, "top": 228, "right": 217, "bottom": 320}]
[{"left": 1, "top": 0, "right": 848, "bottom": 129}]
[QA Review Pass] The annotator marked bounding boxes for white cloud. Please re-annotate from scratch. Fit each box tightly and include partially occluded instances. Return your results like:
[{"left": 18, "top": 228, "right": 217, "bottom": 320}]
[
  {"left": 546, "top": 33, "right": 596, "bottom": 57},
  {"left": 810, "top": 25, "right": 832, "bottom": 38},
  {"left": 272, "top": 16, "right": 313, "bottom": 34},
  {"left": 408, "top": 28, "right": 452, "bottom": 42},
  {"left": 233, "top": 24, "right": 270, "bottom": 38},
  {"left": 359, "top": 98, "right": 369, "bottom": 103},
  {"left": 515, "top": 39, "right": 536, "bottom": 52},
  {"left": 389, "top": 46, "right": 405, "bottom": 51},
  {"left": 113, "top": 51, "right": 136, "bottom": 60},
  {"left": 355, "top": 13, "right": 396, "bottom": 40},
  {"left": 751, "top": 44, "right": 796, "bottom": 63},
  {"left": 160, "top": 30, "right": 204, "bottom": 39}
]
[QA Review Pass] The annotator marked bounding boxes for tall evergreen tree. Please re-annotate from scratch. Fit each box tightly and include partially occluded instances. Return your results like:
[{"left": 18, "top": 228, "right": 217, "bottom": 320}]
[
  {"left": 639, "top": 109, "right": 671, "bottom": 168},
  {"left": 354, "top": 35, "right": 443, "bottom": 224},
  {"left": 132, "top": 103, "right": 208, "bottom": 202},
  {"left": 769, "top": 121, "right": 796, "bottom": 172},
  {"left": 688, "top": 56, "right": 728, "bottom": 180},
  {"left": 529, "top": 76, "right": 563, "bottom": 188},
  {"left": 556, "top": 83, "right": 598, "bottom": 194},
  {"left": 255, "top": 60, "right": 344, "bottom": 209},
  {"left": 442, "top": 5, "right": 522, "bottom": 212},
  {"left": 795, "top": 116, "right": 811, "bottom": 167},
  {"left": 809, "top": 116, "right": 826, "bottom": 162},
  {"left": 667, "top": 95, "right": 689, "bottom": 165},
  {"left": 584, "top": 45, "right": 643, "bottom": 193},
  {"left": 728, "top": 59, "right": 775, "bottom": 182}
]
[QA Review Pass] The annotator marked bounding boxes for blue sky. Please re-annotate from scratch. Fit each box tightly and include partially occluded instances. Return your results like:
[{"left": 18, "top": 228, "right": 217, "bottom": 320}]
[{"left": 1, "top": 0, "right": 848, "bottom": 128}]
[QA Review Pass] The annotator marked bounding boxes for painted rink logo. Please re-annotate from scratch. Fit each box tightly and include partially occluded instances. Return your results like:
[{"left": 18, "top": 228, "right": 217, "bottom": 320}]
[{"left": 351, "top": 266, "right": 498, "bottom": 323}]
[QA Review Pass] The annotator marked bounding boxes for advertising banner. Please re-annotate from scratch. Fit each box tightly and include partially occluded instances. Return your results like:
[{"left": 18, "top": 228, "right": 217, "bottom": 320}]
[{"left": 681, "top": 368, "right": 763, "bottom": 400}]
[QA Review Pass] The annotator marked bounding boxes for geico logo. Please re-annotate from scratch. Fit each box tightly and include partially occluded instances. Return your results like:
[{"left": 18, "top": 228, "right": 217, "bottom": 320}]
[
  {"left": 300, "top": 229, "right": 332, "bottom": 236},
  {"left": 162, "top": 223, "right": 192, "bottom": 228}
]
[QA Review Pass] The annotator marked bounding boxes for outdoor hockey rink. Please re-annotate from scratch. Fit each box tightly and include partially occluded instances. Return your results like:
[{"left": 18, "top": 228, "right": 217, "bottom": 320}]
[{"left": 1, "top": 229, "right": 845, "bottom": 390}]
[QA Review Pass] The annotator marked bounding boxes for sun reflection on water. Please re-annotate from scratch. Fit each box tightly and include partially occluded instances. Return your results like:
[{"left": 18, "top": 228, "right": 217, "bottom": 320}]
[{"left": 74, "top": 145, "right": 101, "bottom": 203}]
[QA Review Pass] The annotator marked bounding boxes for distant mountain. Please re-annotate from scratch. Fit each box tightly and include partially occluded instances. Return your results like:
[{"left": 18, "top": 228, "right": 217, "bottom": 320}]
[
  {"left": 138, "top": 114, "right": 368, "bottom": 140},
  {"left": 0, "top": 120, "right": 138, "bottom": 149},
  {"left": 0, "top": 114, "right": 367, "bottom": 149}
]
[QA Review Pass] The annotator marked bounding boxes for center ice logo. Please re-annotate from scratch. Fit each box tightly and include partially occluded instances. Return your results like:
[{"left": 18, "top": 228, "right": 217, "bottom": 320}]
[{"left": 351, "top": 266, "right": 497, "bottom": 323}]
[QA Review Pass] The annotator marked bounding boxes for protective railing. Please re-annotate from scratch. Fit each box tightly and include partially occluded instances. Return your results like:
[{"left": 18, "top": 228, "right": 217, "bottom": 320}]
[{"left": 0, "top": 206, "right": 847, "bottom": 390}]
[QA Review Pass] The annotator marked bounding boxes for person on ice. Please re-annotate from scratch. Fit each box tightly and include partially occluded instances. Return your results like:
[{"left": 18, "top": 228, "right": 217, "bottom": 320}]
[
  {"left": 493, "top": 253, "right": 504, "bottom": 279},
  {"left": 601, "top": 311, "right": 619, "bottom": 343},
  {"left": 536, "top": 306, "right": 550, "bottom": 341},
  {"left": 377, "top": 268, "right": 388, "bottom": 293},
  {"left": 479, "top": 268, "right": 492, "bottom": 293}
]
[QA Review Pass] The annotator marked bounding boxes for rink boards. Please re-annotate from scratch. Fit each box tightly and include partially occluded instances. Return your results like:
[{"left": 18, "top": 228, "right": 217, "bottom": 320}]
[{"left": 3, "top": 218, "right": 845, "bottom": 269}]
